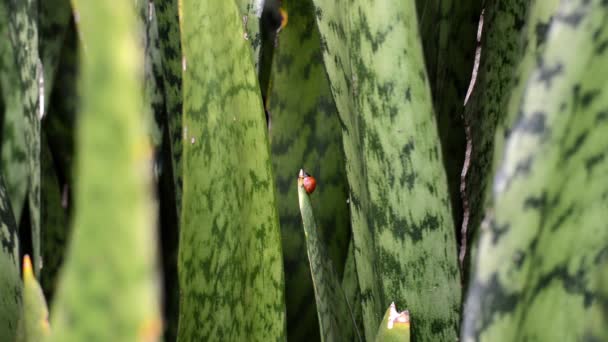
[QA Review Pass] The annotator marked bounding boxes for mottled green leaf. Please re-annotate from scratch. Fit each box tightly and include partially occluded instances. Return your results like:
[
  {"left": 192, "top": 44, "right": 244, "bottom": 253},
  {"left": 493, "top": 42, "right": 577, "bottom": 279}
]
[
  {"left": 297, "top": 173, "right": 358, "bottom": 342},
  {"left": 176, "top": 0, "right": 286, "bottom": 340},
  {"left": 341, "top": 241, "right": 363, "bottom": 337},
  {"left": 417, "top": 0, "right": 483, "bottom": 231},
  {"left": 0, "top": 0, "right": 27, "bottom": 228},
  {"left": 48, "top": 1, "right": 161, "bottom": 340},
  {"left": 268, "top": 1, "right": 351, "bottom": 340},
  {"left": 137, "top": 0, "right": 165, "bottom": 150},
  {"left": 463, "top": 1, "right": 608, "bottom": 340},
  {"left": 6, "top": 0, "right": 42, "bottom": 277},
  {"left": 136, "top": 3, "right": 181, "bottom": 341},
  {"left": 0, "top": 173, "right": 21, "bottom": 342},
  {"left": 585, "top": 264, "right": 608, "bottom": 340},
  {"left": 461, "top": 0, "right": 533, "bottom": 268},
  {"left": 235, "top": 0, "right": 264, "bottom": 70},
  {"left": 311, "top": 0, "right": 461, "bottom": 340}
]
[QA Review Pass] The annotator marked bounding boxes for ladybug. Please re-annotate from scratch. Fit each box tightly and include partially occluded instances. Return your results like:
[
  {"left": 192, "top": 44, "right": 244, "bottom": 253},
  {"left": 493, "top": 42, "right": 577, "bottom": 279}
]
[{"left": 299, "top": 169, "right": 317, "bottom": 194}]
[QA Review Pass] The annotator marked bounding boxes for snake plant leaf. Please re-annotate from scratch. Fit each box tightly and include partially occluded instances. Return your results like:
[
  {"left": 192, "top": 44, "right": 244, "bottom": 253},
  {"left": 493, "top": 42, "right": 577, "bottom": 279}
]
[
  {"left": 136, "top": 0, "right": 165, "bottom": 150},
  {"left": 48, "top": 1, "right": 161, "bottom": 340},
  {"left": 268, "top": 1, "right": 351, "bottom": 340},
  {"left": 6, "top": 0, "right": 43, "bottom": 277},
  {"left": 460, "top": 0, "right": 536, "bottom": 268},
  {"left": 417, "top": 0, "right": 483, "bottom": 231},
  {"left": 136, "top": 3, "right": 182, "bottom": 340},
  {"left": 17, "top": 255, "right": 50, "bottom": 342},
  {"left": 0, "top": 0, "right": 27, "bottom": 230},
  {"left": 40, "top": 135, "right": 68, "bottom": 303},
  {"left": 155, "top": 0, "right": 184, "bottom": 214},
  {"left": 0, "top": 173, "right": 21, "bottom": 342},
  {"left": 311, "top": 0, "right": 461, "bottom": 340},
  {"left": 176, "top": 0, "right": 286, "bottom": 340},
  {"left": 235, "top": 0, "right": 264, "bottom": 70},
  {"left": 297, "top": 172, "right": 358, "bottom": 342},
  {"left": 462, "top": 0, "right": 608, "bottom": 340},
  {"left": 374, "top": 302, "right": 410, "bottom": 342},
  {"left": 341, "top": 241, "right": 363, "bottom": 337},
  {"left": 585, "top": 265, "right": 608, "bottom": 340}
]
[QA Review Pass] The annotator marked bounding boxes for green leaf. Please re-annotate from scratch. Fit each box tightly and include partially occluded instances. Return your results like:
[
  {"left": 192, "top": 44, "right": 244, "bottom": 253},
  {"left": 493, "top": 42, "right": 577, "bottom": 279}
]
[
  {"left": 268, "top": 1, "right": 351, "bottom": 340},
  {"left": 310, "top": 0, "right": 461, "bottom": 340},
  {"left": 48, "top": 1, "right": 161, "bottom": 340},
  {"left": 462, "top": 1, "right": 608, "bottom": 340},
  {"left": 176, "top": 0, "right": 286, "bottom": 340},
  {"left": 235, "top": 0, "right": 264, "bottom": 70},
  {"left": 374, "top": 303, "right": 410, "bottom": 342},
  {"left": 417, "top": 0, "right": 483, "bottom": 231},
  {"left": 0, "top": 0, "right": 28, "bottom": 230},
  {"left": 461, "top": 0, "right": 534, "bottom": 268},
  {"left": 341, "top": 241, "right": 363, "bottom": 337},
  {"left": 0, "top": 173, "right": 21, "bottom": 342},
  {"left": 17, "top": 255, "right": 50, "bottom": 342},
  {"left": 6, "top": 0, "right": 42, "bottom": 277},
  {"left": 297, "top": 171, "right": 359, "bottom": 342},
  {"left": 137, "top": 0, "right": 165, "bottom": 150}
]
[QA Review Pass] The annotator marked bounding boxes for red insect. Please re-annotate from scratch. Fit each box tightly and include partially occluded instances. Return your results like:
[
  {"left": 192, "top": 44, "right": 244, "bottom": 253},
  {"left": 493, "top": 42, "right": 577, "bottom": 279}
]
[{"left": 299, "top": 169, "right": 317, "bottom": 194}]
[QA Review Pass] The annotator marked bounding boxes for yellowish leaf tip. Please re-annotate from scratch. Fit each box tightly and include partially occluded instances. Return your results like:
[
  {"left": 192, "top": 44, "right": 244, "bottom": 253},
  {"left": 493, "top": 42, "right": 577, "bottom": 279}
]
[{"left": 23, "top": 254, "right": 34, "bottom": 282}]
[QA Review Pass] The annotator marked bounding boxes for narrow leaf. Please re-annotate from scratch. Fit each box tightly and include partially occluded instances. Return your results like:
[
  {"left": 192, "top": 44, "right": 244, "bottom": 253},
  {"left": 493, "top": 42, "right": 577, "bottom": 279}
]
[
  {"left": 297, "top": 171, "right": 358, "bottom": 342},
  {"left": 417, "top": 0, "right": 483, "bottom": 230},
  {"left": 0, "top": 173, "right": 21, "bottom": 342},
  {"left": 17, "top": 255, "right": 50, "bottom": 342},
  {"left": 268, "top": 1, "right": 351, "bottom": 340},
  {"left": 461, "top": 0, "right": 536, "bottom": 267}
]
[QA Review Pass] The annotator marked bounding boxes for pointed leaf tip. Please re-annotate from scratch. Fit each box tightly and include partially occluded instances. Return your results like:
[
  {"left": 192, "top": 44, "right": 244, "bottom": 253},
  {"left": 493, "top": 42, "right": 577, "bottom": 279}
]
[{"left": 23, "top": 254, "right": 34, "bottom": 281}]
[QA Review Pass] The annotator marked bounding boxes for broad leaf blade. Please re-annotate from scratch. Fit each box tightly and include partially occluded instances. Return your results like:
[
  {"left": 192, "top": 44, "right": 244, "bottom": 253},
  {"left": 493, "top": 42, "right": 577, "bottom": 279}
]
[
  {"left": 311, "top": 0, "right": 461, "bottom": 340},
  {"left": 176, "top": 0, "right": 286, "bottom": 340},
  {"left": 6, "top": 0, "right": 42, "bottom": 277},
  {"left": 48, "top": 1, "right": 161, "bottom": 340},
  {"left": 463, "top": 1, "right": 608, "bottom": 340}
]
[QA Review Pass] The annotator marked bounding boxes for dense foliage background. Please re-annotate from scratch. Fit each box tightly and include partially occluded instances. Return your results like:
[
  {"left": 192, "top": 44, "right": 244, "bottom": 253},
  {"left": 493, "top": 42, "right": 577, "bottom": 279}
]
[{"left": 1, "top": 0, "right": 607, "bottom": 341}]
